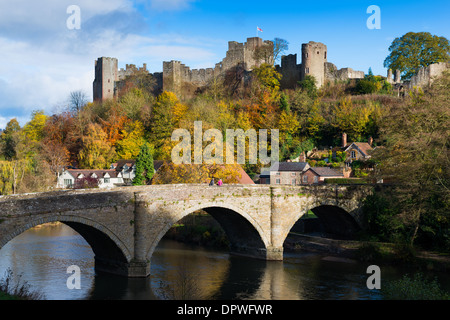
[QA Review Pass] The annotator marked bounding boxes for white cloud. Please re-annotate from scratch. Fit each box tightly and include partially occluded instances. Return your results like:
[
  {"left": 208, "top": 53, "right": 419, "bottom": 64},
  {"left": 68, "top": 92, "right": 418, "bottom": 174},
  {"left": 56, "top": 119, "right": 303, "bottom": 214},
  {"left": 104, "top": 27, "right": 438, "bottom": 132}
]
[{"left": 0, "top": 0, "right": 221, "bottom": 128}]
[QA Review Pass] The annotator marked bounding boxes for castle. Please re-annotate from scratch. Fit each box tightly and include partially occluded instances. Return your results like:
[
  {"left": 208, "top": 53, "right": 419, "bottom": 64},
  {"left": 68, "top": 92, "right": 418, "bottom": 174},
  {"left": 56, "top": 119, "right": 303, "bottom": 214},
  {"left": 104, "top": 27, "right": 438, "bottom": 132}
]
[{"left": 93, "top": 37, "right": 448, "bottom": 102}]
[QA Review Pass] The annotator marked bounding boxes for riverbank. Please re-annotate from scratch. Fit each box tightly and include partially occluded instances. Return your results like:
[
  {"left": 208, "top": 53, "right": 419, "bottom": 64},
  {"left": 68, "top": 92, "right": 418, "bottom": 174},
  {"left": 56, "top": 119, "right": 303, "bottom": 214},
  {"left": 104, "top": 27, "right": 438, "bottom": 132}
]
[{"left": 284, "top": 233, "right": 450, "bottom": 272}]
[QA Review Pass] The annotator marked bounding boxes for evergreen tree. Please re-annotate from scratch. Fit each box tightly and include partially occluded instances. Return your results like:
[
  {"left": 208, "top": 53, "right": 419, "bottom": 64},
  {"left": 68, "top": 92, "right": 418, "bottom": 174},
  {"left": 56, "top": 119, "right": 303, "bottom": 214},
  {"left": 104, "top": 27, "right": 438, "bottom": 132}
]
[{"left": 133, "top": 143, "right": 154, "bottom": 186}]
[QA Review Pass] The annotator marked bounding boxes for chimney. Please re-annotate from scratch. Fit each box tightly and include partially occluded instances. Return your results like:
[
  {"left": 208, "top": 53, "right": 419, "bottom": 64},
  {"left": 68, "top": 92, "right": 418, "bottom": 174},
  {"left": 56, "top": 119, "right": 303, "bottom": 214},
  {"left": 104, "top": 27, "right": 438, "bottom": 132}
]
[
  {"left": 342, "top": 133, "right": 347, "bottom": 148},
  {"left": 368, "top": 136, "right": 373, "bottom": 146}
]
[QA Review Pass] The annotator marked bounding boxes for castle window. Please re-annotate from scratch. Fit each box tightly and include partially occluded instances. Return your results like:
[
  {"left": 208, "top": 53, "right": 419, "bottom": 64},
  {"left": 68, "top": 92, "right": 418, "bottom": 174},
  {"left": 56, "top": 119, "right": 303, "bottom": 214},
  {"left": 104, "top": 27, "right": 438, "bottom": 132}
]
[
  {"left": 306, "top": 67, "right": 309, "bottom": 74},
  {"left": 108, "top": 79, "right": 110, "bottom": 83},
  {"left": 108, "top": 89, "right": 111, "bottom": 93},
  {"left": 324, "top": 52, "right": 327, "bottom": 59},
  {"left": 306, "top": 53, "right": 309, "bottom": 58},
  {"left": 317, "top": 51, "right": 320, "bottom": 54}
]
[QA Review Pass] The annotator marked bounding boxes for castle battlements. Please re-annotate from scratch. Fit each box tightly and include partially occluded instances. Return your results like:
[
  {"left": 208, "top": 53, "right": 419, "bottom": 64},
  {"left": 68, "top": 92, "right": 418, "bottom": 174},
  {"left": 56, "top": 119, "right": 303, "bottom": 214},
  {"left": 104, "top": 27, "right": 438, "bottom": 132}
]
[{"left": 93, "top": 37, "right": 368, "bottom": 101}]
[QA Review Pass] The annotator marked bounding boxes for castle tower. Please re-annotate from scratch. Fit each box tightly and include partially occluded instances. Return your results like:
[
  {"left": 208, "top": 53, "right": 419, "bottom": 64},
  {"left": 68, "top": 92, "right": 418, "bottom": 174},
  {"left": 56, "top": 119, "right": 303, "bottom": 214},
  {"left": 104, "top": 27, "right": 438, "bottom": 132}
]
[
  {"left": 93, "top": 57, "right": 118, "bottom": 101},
  {"left": 163, "top": 60, "right": 182, "bottom": 97},
  {"left": 301, "top": 41, "right": 327, "bottom": 88}
]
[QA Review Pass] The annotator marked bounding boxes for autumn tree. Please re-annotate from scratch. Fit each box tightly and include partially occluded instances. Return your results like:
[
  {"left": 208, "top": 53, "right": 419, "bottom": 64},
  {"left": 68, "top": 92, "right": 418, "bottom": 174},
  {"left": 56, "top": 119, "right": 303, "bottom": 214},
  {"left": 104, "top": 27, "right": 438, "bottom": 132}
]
[
  {"left": 384, "top": 32, "right": 450, "bottom": 80},
  {"left": 149, "top": 91, "right": 188, "bottom": 160},
  {"left": 152, "top": 163, "right": 242, "bottom": 185},
  {"left": 78, "top": 123, "right": 117, "bottom": 169},
  {"left": 40, "top": 140, "right": 70, "bottom": 177},
  {"left": 115, "top": 120, "right": 147, "bottom": 159}
]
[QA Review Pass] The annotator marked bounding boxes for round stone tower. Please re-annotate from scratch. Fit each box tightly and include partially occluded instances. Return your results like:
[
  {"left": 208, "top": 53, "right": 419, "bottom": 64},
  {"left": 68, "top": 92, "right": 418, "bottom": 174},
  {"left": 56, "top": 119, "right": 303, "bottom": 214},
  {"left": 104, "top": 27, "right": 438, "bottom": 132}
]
[{"left": 301, "top": 41, "right": 327, "bottom": 88}]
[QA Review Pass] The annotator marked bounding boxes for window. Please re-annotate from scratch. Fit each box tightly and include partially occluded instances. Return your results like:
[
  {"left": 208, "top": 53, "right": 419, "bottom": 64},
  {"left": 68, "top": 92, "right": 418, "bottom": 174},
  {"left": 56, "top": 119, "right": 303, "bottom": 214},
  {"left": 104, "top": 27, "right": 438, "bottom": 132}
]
[
  {"left": 291, "top": 172, "right": 296, "bottom": 176},
  {"left": 104, "top": 178, "right": 110, "bottom": 184},
  {"left": 324, "top": 52, "right": 327, "bottom": 59},
  {"left": 276, "top": 179, "right": 281, "bottom": 184},
  {"left": 276, "top": 172, "right": 280, "bottom": 176},
  {"left": 317, "top": 51, "right": 320, "bottom": 55},
  {"left": 313, "top": 176, "right": 319, "bottom": 184},
  {"left": 303, "top": 175, "right": 308, "bottom": 184},
  {"left": 64, "top": 179, "right": 73, "bottom": 188},
  {"left": 351, "top": 150, "right": 356, "bottom": 158},
  {"left": 292, "top": 179, "right": 296, "bottom": 185},
  {"left": 306, "top": 67, "right": 309, "bottom": 74}
]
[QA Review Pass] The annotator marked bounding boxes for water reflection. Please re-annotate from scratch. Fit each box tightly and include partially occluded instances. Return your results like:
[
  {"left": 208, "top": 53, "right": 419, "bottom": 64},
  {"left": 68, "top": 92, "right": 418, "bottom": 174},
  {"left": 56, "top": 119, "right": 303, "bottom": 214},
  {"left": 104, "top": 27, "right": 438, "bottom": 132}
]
[{"left": 1, "top": 223, "right": 449, "bottom": 300}]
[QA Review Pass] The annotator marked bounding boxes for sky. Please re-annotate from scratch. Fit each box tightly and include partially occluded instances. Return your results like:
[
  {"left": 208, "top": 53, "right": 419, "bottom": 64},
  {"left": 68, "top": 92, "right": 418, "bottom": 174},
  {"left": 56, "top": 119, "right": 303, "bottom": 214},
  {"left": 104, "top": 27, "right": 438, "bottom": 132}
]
[{"left": 0, "top": 0, "right": 449, "bottom": 129}]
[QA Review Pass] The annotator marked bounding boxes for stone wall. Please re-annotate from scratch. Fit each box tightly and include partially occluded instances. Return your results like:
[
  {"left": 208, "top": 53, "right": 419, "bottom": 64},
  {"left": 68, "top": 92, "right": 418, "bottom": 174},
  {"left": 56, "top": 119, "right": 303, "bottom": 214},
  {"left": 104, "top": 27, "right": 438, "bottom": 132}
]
[
  {"left": 407, "top": 62, "right": 449, "bottom": 88},
  {"left": 162, "top": 37, "right": 273, "bottom": 98},
  {"left": 325, "top": 62, "right": 365, "bottom": 82}
]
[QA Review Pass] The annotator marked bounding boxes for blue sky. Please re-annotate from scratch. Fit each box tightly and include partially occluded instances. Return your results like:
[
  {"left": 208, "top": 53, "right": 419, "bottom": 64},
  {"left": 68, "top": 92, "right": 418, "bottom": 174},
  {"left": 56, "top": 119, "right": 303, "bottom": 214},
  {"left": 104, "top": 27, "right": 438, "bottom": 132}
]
[{"left": 0, "top": 0, "right": 449, "bottom": 128}]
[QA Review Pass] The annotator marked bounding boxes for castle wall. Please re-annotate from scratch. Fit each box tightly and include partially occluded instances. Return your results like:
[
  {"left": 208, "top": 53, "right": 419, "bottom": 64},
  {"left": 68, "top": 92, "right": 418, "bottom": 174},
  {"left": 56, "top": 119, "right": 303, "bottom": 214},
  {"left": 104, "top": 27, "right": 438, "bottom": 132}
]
[
  {"left": 277, "top": 54, "right": 301, "bottom": 89},
  {"left": 161, "top": 37, "right": 273, "bottom": 98},
  {"left": 118, "top": 63, "right": 148, "bottom": 80},
  {"left": 407, "top": 62, "right": 449, "bottom": 88}
]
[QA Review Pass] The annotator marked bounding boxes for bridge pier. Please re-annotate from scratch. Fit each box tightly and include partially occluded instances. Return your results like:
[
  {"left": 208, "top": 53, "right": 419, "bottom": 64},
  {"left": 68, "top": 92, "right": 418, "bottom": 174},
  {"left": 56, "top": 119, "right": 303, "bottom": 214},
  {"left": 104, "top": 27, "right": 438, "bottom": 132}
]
[
  {"left": 229, "top": 245, "right": 283, "bottom": 261},
  {"left": 266, "top": 246, "right": 284, "bottom": 261},
  {"left": 95, "top": 257, "right": 150, "bottom": 277}
]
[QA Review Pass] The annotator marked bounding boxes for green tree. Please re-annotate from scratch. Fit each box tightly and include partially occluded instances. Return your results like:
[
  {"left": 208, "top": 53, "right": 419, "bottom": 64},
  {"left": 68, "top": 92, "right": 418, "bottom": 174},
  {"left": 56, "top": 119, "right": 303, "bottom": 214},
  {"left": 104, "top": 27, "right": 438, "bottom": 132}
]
[
  {"left": 0, "top": 119, "right": 21, "bottom": 160},
  {"left": 372, "top": 71, "right": 450, "bottom": 248},
  {"left": 133, "top": 143, "right": 155, "bottom": 185},
  {"left": 298, "top": 75, "right": 318, "bottom": 99},
  {"left": 384, "top": 32, "right": 450, "bottom": 80}
]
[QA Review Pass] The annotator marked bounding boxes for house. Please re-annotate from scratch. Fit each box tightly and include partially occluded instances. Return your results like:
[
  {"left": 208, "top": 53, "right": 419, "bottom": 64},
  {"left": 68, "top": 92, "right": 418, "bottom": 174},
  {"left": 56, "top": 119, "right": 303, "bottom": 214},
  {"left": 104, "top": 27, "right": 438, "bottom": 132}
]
[
  {"left": 344, "top": 142, "right": 373, "bottom": 163},
  {"left": 256, "top": 170, "right": 271, "bottom": 184},
  {"left": 57, "top": 169, "right": 123, "bottom": 189},
  {"left": 110, "top": 159, "right": 136, "bottom": 185},
  {"left": 302, "top": 167, "right": 344, "bottom": 185},
  {"left": 333, "top": 133, "right": 374, "bottom": 165},
  {"left": 110, "top": 159, "right": 165, "bottom": 185},
  {"left": 269, "top": 162, "right": 310, "bottom": 186}
]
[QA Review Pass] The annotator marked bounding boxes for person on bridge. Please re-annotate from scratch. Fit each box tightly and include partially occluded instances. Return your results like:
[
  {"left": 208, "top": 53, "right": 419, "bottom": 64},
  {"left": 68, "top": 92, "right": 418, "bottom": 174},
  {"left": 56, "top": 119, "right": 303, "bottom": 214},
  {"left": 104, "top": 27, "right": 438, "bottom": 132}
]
[
  {"left": 209, "top": 178, "right": 215, "bottom": 186},
  {"left": 217, "top": 179, "right": 223, "bottom": 186}
]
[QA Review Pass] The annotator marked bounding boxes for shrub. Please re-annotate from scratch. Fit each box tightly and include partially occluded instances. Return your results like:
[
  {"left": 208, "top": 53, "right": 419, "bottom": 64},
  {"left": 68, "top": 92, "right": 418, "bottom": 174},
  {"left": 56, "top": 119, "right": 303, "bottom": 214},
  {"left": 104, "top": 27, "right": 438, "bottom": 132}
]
[
  {"left": 73, "top": 176, "right": 99, "bottom": 189},
  {"left": 0, "top": 268, "right": 44, "bottom": 300},
  {"left": 383, "top": 273, "right": 450, "bottom": 300}
]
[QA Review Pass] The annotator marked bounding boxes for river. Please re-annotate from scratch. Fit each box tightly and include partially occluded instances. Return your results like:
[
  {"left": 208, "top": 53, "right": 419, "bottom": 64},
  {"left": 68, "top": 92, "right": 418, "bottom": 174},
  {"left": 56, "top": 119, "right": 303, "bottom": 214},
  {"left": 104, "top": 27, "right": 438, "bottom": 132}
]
[{"left": 0, "top": 222, "right": 449, "bottom": 300}]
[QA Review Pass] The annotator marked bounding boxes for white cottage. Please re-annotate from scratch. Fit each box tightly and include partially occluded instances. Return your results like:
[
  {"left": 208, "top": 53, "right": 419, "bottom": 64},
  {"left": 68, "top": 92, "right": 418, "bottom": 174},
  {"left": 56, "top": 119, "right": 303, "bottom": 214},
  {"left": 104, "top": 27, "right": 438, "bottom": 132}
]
[
  {"left": 110, "top": 159, "right": 136, "bottom": 185},
  {"left": 57, "top": 169, "right": 124, "bottom": 189}
]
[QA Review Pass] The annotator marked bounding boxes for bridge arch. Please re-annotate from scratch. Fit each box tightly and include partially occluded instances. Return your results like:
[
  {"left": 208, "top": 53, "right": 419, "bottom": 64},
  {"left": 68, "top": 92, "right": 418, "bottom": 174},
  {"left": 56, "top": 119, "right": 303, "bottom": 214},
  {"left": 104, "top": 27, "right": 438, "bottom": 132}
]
[
  {"left": 146, "top": 202, "right": 270, "bottom": 262},
  {"left": 0, "top": 215, "right": 132, "bottom": 275},
  {"left": 282, "top": 202, "right": 362, "bottom": 243}
]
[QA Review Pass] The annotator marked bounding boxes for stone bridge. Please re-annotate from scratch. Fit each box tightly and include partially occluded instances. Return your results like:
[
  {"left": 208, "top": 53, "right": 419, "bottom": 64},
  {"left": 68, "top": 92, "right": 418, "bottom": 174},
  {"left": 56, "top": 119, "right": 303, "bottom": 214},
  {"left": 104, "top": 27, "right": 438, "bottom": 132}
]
[{"left": 0, "top": 184, "right": 372, "bottom": 277}]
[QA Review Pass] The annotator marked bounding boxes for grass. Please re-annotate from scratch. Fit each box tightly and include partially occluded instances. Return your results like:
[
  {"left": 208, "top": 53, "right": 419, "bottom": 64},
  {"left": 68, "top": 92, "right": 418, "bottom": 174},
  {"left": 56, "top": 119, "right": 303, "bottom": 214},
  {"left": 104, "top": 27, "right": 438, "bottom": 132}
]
[{"left": 0, "top": 268, "right": 44, "bottom": 300}]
